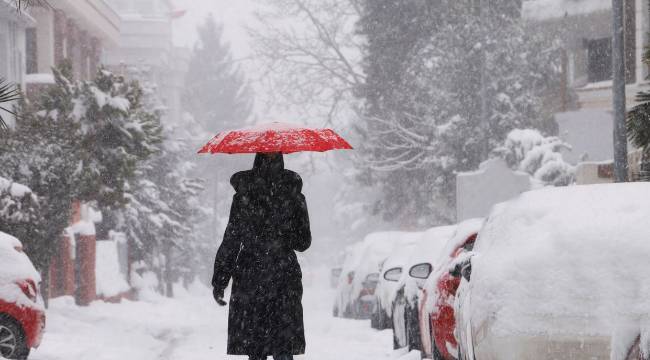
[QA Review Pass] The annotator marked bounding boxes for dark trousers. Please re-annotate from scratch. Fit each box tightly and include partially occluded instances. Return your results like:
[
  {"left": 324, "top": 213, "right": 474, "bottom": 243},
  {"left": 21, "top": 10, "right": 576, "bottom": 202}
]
[{"left": 249, "top": 356, "right": 293, "bottom": 360}]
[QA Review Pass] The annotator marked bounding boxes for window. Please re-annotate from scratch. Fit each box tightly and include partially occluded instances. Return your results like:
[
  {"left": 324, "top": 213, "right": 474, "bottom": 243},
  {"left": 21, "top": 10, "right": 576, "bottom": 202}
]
[
  {"left": 587, "top": 37, "right": 612, "bottom": 83},
  {"left": 25, "top": 28, "right": 37, "bottom": 74}
]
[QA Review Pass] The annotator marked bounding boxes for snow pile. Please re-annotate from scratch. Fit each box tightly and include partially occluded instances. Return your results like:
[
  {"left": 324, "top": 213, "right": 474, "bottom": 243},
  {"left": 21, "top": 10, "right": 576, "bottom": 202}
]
[
  {"left": 494, "top": 128, "right": 574, "bottom": 186},
  {"left": 0, "top": 176, "right": 33, "bottom": 198},
  {"left": 470, "top": 183, "right": 650, "bottom": 342},
  {"left": 95, "top": 240, "right": 130, "bottom": 298},
  {"left": 0, "top": 232, "right": 42, "bottom": 309},
  {"left": 522, "top": 0, "right": 611, "bottom": 21}
]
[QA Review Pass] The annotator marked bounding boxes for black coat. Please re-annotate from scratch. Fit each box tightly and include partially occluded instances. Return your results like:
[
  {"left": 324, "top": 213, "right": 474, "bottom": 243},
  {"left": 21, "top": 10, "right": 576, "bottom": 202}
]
[{"left": 212, "top": 154, "right": 311, "bottom": 356}]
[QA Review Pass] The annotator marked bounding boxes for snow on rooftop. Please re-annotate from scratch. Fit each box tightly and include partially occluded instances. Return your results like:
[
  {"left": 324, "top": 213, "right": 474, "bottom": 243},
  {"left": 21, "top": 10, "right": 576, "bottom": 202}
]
[
  {"left": 522, "top": 0, "right": 611, "bottom": 21},
  {"left": 470, "top": 183, "right": 650, "bottom": 338}
]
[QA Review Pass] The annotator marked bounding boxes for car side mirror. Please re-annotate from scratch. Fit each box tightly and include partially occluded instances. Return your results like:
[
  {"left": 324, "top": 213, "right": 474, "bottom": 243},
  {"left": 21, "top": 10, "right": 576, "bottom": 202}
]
[
  {"left": 409, "top": 263, "right": 433, "bottom": 279},
  {"left": 383, "top": 267, "right": 402, "bottom": 282}
]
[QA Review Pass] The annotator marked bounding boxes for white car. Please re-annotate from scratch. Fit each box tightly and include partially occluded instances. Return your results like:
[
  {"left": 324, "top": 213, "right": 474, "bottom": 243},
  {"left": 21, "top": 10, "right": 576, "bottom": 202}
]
[
  {"left": 455, "top": 183, "right": 650, "bottom": 360},
  {"left": 372, "top": 234, "right": 420, "bottom": 329},
  {"left": 391, "top": 225, "right": 456, "bottom": 352},
  {"left": 333, "top": 242, "right": 364, "bottom": 318}
]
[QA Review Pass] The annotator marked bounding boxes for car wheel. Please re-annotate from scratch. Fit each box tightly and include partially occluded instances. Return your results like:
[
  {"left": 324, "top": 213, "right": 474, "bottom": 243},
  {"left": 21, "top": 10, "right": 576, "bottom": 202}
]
[
  {"left": 406, "top": 304, "right": 422, "bottom": 352},
  {"left": 370, "top": 309, "right": 380, "bottom": 329},
  {"left": 432, "top": 341, "right": 444, "bottom": 360},
  {"left": 0, "top": 316, "right": 30, "bottom": 360}
]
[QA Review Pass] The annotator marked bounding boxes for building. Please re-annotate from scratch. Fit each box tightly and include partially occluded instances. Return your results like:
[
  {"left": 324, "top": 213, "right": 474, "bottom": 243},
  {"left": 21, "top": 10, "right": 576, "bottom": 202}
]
[
  {"left": 24, "top": 0, "right": 121, "bottom": 95},
  {"left": 104, "top": 0, "right": 189, "bottom": 124},
  {"left": 523, "top": 0, "right": 648, "bottom": 182},
  {"left": 0, "top": 1, "right": 36, "bottom": 126}
]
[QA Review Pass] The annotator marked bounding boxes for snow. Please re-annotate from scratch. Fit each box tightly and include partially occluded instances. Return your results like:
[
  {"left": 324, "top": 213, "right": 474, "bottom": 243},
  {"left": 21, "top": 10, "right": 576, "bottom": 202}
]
[
  {"left": 33, "top": 270, "right": 399, "bottom": 360},
  {"left": 0, "top": 232, "right": 42, "bottom": 310},
  {"left": 0, "top": 176, "right": 34, "bottom": 198},
  {"left": 24, "top": 73, "right": 56, "bottom": 84},
  {"left": 522, "top": 0, "right": 611, "bottom": 21},
  {"left": 468, "top": 183, "right": 650, "bottom": 346},
  {"left": 376, "top": 242, "right": 417, "bottom": 314},
  {"left": 96, "top": 240, "right": 131, "bottom": 298}
]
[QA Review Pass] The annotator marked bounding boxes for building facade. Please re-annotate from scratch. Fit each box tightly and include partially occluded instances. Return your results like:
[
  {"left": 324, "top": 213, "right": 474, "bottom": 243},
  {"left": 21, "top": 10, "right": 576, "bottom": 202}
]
[{"left": 25, "top": 0, "right": 121, "bottom": 95}]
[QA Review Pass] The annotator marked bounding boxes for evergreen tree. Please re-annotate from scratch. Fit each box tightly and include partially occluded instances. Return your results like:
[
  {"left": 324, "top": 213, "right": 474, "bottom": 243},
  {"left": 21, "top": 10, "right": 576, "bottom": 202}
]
[
  {"left": 183, "top": 14, "right": 253, "bottom": 133},
  {"left": 0, "top": 65, "right": 81, "bottom": 277}
]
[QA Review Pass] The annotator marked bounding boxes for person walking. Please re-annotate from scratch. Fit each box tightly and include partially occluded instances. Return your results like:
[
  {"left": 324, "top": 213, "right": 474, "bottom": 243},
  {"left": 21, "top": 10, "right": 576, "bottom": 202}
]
[{"left": 212, "top": 152, "right": 311, "bottom": 360}]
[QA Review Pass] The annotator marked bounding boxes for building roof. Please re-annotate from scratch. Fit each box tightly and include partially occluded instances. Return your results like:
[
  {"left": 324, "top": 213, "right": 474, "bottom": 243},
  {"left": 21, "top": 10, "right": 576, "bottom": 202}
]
[{"left": 522, "top": 0, "right": 611, "bottom": 21}]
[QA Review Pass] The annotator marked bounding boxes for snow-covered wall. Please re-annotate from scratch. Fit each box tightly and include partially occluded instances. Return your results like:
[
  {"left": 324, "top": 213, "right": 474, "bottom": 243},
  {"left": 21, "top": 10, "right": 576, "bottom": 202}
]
[
  {"left": 456, "top": 159, "right": 531, "bottom": 222},
  {"left": 556, "top": 109, "right": 613, "bottom": 164}
]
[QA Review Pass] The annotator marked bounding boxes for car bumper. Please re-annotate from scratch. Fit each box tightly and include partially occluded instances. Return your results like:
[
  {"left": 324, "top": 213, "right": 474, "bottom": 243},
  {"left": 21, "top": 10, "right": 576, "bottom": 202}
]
[{"left": 473, "top": 335, "right": 610, "bottom": 360}]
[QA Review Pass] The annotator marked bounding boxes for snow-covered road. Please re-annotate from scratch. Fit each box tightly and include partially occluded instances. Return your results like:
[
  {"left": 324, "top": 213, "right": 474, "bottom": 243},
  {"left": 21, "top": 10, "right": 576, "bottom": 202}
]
[{"left": 31, "top": 279, "right": 398, "bottom": 360}]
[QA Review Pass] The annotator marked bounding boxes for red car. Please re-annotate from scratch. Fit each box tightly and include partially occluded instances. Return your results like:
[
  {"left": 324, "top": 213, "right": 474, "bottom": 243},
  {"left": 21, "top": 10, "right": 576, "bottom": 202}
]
[
  {"left": 0, "top": 232, "right": 45, "bottom": 360},
  {"left": 418, "top": 219, "right": 483, "bottom": 360}
]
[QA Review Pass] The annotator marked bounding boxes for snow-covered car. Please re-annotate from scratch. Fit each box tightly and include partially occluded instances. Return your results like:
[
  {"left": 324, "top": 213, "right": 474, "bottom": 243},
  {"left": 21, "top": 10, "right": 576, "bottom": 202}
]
[
  {"left": 391, "top": 225, "right": 456, "bottom": 352},
  {"left": 455, "top": 183, "right": 650, "bottom": 360},
  {"left": 348, "top": 231, "right": 415, "bottom": 320},
  {"left": 333, "top": 242, "right": 364, "bottom": 317},
  {"left": 0, "top": 232, "right": 45, "bottom": 360},
  {"left": 371, "top": 233, "right": 421, "bottom": 330},
  {"left": 418, "top": 218, "right": 483, "bottom": 360},
  {"left": 330, "top": 267, "right": 343, "bottom": 289}
]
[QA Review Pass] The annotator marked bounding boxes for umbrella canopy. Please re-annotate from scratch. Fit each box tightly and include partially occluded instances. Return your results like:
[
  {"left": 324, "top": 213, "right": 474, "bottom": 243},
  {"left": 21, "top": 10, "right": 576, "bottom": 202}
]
[{"left": 198, "top": 122, "right": 353, "bottom": 154}]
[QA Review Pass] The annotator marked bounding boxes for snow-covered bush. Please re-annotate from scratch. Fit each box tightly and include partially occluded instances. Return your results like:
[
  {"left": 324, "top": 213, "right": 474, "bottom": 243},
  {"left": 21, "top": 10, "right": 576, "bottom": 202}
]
[{"left": 493, "top": 128, "right": 574, "bottom": 186}]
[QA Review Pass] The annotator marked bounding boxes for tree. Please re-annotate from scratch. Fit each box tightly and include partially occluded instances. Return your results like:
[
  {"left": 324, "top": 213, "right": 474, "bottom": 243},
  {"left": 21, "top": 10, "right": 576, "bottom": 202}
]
[
  {"left": 355, "top": 0, "right": 567, "bottom": 225},
  {"left": 250, "top": 0, "right": 364, "bottom": 126},
  {"left": 493, "top": 129, "right": 574, "bottom": 186},
  {"left": 183, "top": 14, "right": 252, "bottom": 133},
  {"left": 0, "top": 65, "right": 81, "bottom": 281},
  {"left": 0, "top": 78, "right": 21, "bottom": 130}
]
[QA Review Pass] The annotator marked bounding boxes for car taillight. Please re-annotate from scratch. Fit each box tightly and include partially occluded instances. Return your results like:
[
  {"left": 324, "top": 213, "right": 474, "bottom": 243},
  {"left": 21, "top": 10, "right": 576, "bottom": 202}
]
[{"left": 17, "top": 280, "right": 37, "bottom": 302}]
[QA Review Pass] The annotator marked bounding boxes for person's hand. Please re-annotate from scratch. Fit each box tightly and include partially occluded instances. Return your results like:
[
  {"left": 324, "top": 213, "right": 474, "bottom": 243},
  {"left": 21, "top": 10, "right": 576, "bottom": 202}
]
[{"left": 213, "top": 288, "right": 227, "bottom": 306}]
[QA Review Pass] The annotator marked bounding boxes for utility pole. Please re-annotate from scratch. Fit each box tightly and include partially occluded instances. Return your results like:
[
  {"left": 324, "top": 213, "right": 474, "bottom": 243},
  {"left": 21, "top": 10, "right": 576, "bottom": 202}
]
[{"left": 612, "top": 0, "right": 628, "bottom": 182}]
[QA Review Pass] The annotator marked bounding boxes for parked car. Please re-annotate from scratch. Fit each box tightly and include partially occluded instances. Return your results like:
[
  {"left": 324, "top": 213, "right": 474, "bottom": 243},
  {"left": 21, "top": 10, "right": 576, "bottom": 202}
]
[
  {"left": 349, "top": 231, "right": 413, "bottom": 320},
  {"left": 419, "top": 218, "right": 483, "bottom": 360},
  {"left": 372, "top": 234, "right": 420, "bottom": 330},
  {"left": 455, "top": 184, "right": 650, "bottom": 360},
  {"left": 0, "top": 232, "right": 45, "bottom": 360},
  {"left": 391, "top": 225, "right": 456, "bottom": 352},
  {"left": 333, "top": 242, "right": 364, "bottom": 318},
  {"left": 330, "top": 267, "right": 343, "bottom": 289}
]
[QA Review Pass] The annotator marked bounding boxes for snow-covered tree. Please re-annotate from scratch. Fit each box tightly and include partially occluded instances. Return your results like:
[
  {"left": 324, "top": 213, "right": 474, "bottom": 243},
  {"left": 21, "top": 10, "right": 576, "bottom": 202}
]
[
  {"left": 355, "top": 0, "right": 568, "bottom": 225},
  {"left": 493, "top": 129, "right": 574, "bottom": 186},
  {"left": 183, "top": 14, "right": 252, "bottom": 133}
]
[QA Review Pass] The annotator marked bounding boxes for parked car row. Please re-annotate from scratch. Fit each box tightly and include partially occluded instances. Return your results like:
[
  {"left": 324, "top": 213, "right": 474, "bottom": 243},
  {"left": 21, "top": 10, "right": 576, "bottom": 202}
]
[
  {"left": 0, "top": 231, "right": 45, "bottom": 360},
  {"left": 333, "top": 183, "right": 650, "bottom": 360}
]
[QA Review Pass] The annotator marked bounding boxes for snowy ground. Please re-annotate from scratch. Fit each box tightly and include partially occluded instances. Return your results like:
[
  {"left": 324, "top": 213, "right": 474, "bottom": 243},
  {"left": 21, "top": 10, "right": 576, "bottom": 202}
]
[{"left": 30, "top": 272, "right": 404, "bottom": 360}]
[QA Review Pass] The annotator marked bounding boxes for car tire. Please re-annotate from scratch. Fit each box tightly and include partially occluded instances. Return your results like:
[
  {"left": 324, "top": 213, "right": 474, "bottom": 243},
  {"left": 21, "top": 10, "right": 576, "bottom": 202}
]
[
  {"left": 432, "top": 342, "right": 444, "bottom": 360},
  {"left": 370, "top": 309, "right": 380, "bottom": 329},
  {"left": 0, "top": 316, "right": 30, "bottom": 360},
  {"left": 406, "top": 304, "right": 422, "bottom": 352}
]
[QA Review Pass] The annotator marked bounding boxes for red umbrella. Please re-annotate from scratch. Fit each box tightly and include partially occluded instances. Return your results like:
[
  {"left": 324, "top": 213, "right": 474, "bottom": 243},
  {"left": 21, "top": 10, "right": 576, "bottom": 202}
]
[{"left": 198, "top": 122, "right": 353, "bottom": 154}]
